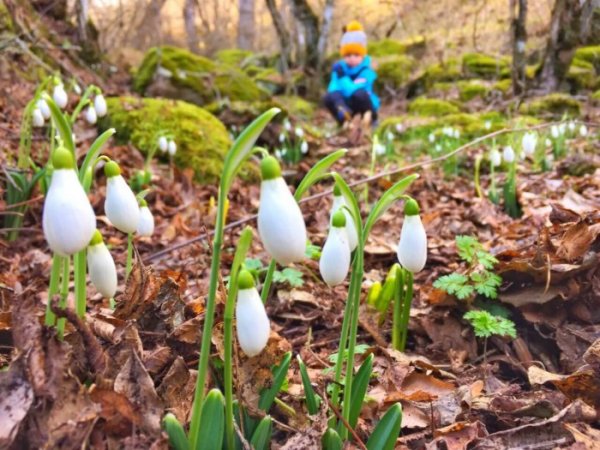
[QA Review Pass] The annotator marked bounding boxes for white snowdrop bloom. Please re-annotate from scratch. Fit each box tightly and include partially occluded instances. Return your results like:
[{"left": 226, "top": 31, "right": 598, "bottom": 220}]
[
  {"left": 136, "top": 199, "right": 155, "bottom": 237},
  {"left": 568, "top": 121, "right": 575, "bottom": 132},
  {"left": 521, "top": 132, "right": 537, "bottom": 156},
  {"left": 320, "top": 210, "right": 351, "bottom": 286},
  {"left": 428, "top": 133, "right": 435, "bottom": 143},
  {"left": 300, "top": 140, "right": 309, "bottom": 154},
  {"left": 94, "top": 94, "right": 107, "bottom": 117},
  {"left": 85, "top": 105, "right": 97, "bottom": 125},
  {"left": 484, "top": 121, "right": 492, "bottom": 130},
  {"left": 559, "top": 123, "right": 566, "bottom": 135},
  {"left": 435, "top": 144, "right": 442, "bottom": 153},
  {"left": 489, "top": 148, "right": 502, "bottom": 167},
  {"left": 43, "top": 147, "right": 96, "bottom": 256},
  {"left": 87, "top": 230, "right": 117, "bottom": 298},
  {"left": 37, "top": 98, "right": 51, "bottom": 120},
  {"left": 397, "top": 199, "right": 427, "bottom": 273},
  {"left": 32, "top": 108, "right": 45, "bottom": 127},
  {"left": 503, "top": 145, "right": 515, "bottom": 163},
  {"left": 374, "top": 142, "right": 386, "bottom": 155},
  {"left": 580, "top": 124, "right": 588, "bottom": 137},
  {"left": 104, "top": 160, "right": 140, "bottom": 234},
  {"left": 331, "top": 185, "right": 358, "bottom": 251},
  {"left": 545, "top": 138, "right": 552, "bottom": 147},
  {"left": 257, "top": 156, "right": 307, "bottom": 265},
  {"left": 278, "top": 133, "right": 285, "bottom": 143},
  {"left": 551, "top": 125, "right": 559, "bottom": 139},
  {"left": 52, "top": 84, "right": 68, "bottom": 109},
  {"left": 395, "top": 123, "right": 404, "bottom": 133},
  {"left": 167, "top": 140, "right": 177, "bottom": 156},
  {"left": 283, "top": 119, "right": 292, "bottom": 131},
  {"left": 73, "top": 83, "right": 82, "bottom": 95},
  {"left": 275, "top": 149, "right": 282, "bottom": 159},
  {"left": 386, "top": 131, "right": 394, "bottom": 142},
  {"left": 453, "top": 129, "right": 461, "bottom": 139},
  {"left": 295, "top": 127, "right": 304, "bottom": 138},
  {"left": 236, "top": 270, "right": 270, "bottom": 357},
  {"left": 158, "top": 136, "right": 168, "bottom": 153}
]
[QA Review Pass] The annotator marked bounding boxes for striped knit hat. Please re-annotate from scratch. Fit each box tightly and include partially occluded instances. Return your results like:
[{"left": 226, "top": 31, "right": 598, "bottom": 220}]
[{"left": 340, "top": 21, "right": 367, "bottom": 56}]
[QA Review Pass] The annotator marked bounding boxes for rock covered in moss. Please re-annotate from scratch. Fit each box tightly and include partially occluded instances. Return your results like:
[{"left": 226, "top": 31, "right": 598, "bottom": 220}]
[
  {"left": 456, "top": 80, "right": 489, "bottom": 101},
  {"left": 368, "top": 36, "right": 426, "bottom": 58},
  {"left": 102, "top": 96, "right": 231, "bottom": 183},
  {"left": 592, "top": 89, "right": 600, "bottom": 104},
  {"left": 567, "top": 57, "right": 598, "bottom": 90},
  {"left": 574, "top": 46, "right": 600, "bottom": 72},
  {"left": 375, "top": 54, "right": 415, "bottom": 90},
  {"left": 133, "top": 46, "right": 264, "bottom": 104},
  {"left": 408, "top": 97, "right": 461, "bottom": 117},
  {"left": 272, "top": 95, "right": 316, "bottom": 120},
  {"left": 518, "top": 93, "right": 581, "bottom": 118},
  {"left": 215, "top": 48, "right": 255, "bottom": 66},
  {"left": 0, "top": 0, "right": 14, "bottom": 33},
  {"left": 462, "top": 53, "right": 510, "bottom": 79}
]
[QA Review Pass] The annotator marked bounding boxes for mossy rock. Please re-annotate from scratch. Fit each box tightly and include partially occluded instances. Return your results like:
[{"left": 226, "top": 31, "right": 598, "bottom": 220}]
[
  {"left": 567, "top": 57, "right": 597, "bottom": 90},
  {"left": 0, "top": 0, "right": 13, "bottom": 33},
  {"left": 133, "top": 46, "right": 264, "bottom": 104},
  {"left": 456, "top": 80, "right": 489, "bottom": 101},
  {"left": 425, "top": 58, "right": 462, "bottom": 83},
  {"left": 252, "top": 68, "right": 286, "bottom": 95},
  {"left": 592, "top": 89, "right": 600, "bottom": 104},
  {"left": 368, "top": 39, "right": 406, "bottom": 57},
  {"left": 518, "top": 93, "right": 581, "bottom": 118},
  {"left": 272, "top": 95, "right": 316, "bottom": 120},
  {"left": 375, "top": 54, "right": 414, "bottom": 90},
  {"left": 462, "top": 52, "right": 510, "bottom": 79},
  {"left": 215, "top": 48, "right": 255, "bottom": 67},
  {"left": 574, "top": 46, "right": 600, "bottom": 72},
  {"left": 492, "top": 78, "right": 512, "bottom": 95},
  {"left": 408, "top": 97, "right": 461, "bottom": 117},
  {"left": 102, "top": 96, "right": 232, "bottom": 183}
]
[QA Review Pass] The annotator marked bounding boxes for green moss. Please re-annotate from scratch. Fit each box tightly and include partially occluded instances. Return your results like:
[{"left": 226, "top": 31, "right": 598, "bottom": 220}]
[
  {"left": 368, "top": 39, "right": 406, "bottom": 57},
  {"left": 574, "top": 46, "right": 600, "bottom": 71},
  {"left": 215, "top": 48, "right": 254, "bottom": 66},
  {"left": 102, "top": 96, "right": 232, "bottom": 183},
  {"left": 492, "top": 78, "right": 512, "bottom": 95},
  {"left": 272, "top": 95, "right": 316, "bottom": 120},
  {"left": 0, "top": 0, "right": 14, "bottom": 33},
  {"left": 518, "top": 93, "right": 581, "bottom": 118},
  {"left": 253, "top": 68, "right": 284, "bottom": 95},
  {"left": 567, "top": 57, "right": 597, "bottom": 90},
  {"left": 375, "top": 55, "right": 414, "bottom": 89},
  {"left": 462, "top": 53, "right": 510, "bottom": 79},
  {"left": 133, "top": 46, "right": 263, "bottom": 103},
  {"left": 408, "top": 97, "right": 461, "bottom": 117},
  {"left": 456, "top": 80, "right": 489, "bottom": 101},
  {"left": 592, "top": 89, "right": 600, "bottom": 104},
  {"left": 424, "top": 58, "right": 462, "bottom": 84}
]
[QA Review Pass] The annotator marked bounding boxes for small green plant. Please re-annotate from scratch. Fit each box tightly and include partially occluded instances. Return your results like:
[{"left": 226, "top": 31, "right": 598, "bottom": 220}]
[
  {"left": 240, "top": 257, "right": 304, "bottom": 288},
  {"left": 463, "top": 310, "right": 516, "bottom": 339},
  {"left": 275, "top": 126, "right": 308, "bottom": 164}
]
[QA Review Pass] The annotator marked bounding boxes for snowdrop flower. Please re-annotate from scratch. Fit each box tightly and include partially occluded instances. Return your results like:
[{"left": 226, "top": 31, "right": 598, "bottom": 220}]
[
  {"left": 559, "top": 123, "right": 566, "bottom": 135},
  {"left": 32, "top": 108, "right": 45, "bottom": 127},
  {"left": 551, "top": 125, "right": 559, "bottom": 139},
  {"left": 395, "top": 123, "right": 404, "bottom": 133},
  {"left": 374, "top": 142, "right": 386, "bottom": 156},
  {"left": 104, "top": 160, "right": 140, "bottom": 234},
  {"left": 257, "top": 156, "right": 307, "bottom": 265},
  {"left": 320, "top": 210, "right": 351, "bottom": 286},
  {"left": 73, "top": 83, "right": 82, "bottom": 95},
  {"left": 489, "top": 148, "right": 502, "bottom": 167},
  {"left": 484, "top": 121, "right": 491, "bottom": 130},
  {"left": 580, "top": 124, "right": 588, "bottom": 137},
  {"left": 168, "top": 140, "right": 177, "bottom": 156},
  {"left": 428, "top": 133, "right": 435, "bottom": 143},
  {"left": 85, "top": 105, "right": 97, "bottom": 125},
  {"left": 158, "top": 136, "right": 168, "bottom": 153},
  {"left": 568, "top": 121, "right": 575, "bottom": 132},
  {"left": 503, "top": 145, "right": 515, "bottom": 163},
  {"left": 278, "top": 133, "right": 285, "bottom": 143},
  {"left": 545, "top": 138, "right": 552, "bottom": 147},
  {"left": 295, "top": 127, "right": 304, "bottom": 138},
  {"left": 94, "top": 94, "right": 107, "bottom": 117},
  {"left": 331, "top": 184, "right": 358, "bottom": 251},
  {"left": 275, "top": 149, "right": 282, "bottom": 159},
  {"left": 43, "top": 147, "right": 96, "bottom": 256},
  {"left": 87, "top": 230, "right": 117, "bottom": 298},
  {"left": 521, "top": 132, "right": 537, "bottom": 156},
  {"left": 37, "top": 99, "right": 51, "bottom": 120},
  {"left": 236, "top": 270, "right": 270, "bottom": 357},
  {"left": 137, "top": 199, "right": 155, "bottom": 237},
  {"left": 283, "top": 119, "right": 292, "bottom": 132},
  {"left": 52, "top": 84, "right": 68, "bottom": 109},
  {"left": 453, "top": 129, "right": 461, "bottom": 139},
  {"left": 397, "top": 199, "right": 427, "bottom": 273},
  {"left": 300, "top": 140, "right": 308, "bottom": 154},
  {"left": 386, "top": 131, "right": 394, "bottom": 142},
  {"left": 435, "top": 144, "right": 442, "bottom": 153}
]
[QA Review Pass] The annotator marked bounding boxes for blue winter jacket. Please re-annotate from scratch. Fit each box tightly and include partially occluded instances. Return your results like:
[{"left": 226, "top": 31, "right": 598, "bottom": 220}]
[{"left": 327, "top": 56, "right": 380, "bottom": 110}]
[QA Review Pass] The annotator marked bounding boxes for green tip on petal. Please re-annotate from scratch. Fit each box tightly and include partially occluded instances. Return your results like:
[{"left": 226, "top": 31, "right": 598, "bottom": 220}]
[
  {"left": 333, "top": 184, "right": 341, "bottom": 196},
  {"left": 238, "top": 269, "right": 255, "bottom": 290},
  {"left": 331, "top": 210, "right": 346, "bottom": 228},
  {"left": 139, "top": 198, "right": 148, "bottom": 207},
  {"left": 260, "top": 156, "right": 281, "bottom": 180},
  {"left": 89, "top": 229, "right": 103, "bottom": 246},
  {"left": 404, "top": 198, "right": 420, "bottom": 216},
  {"left": 104, "top": 160, "right": 121, "bottom": 178},
  {"left": 52, "top": 147, "right": 74, "bottom": 169}
]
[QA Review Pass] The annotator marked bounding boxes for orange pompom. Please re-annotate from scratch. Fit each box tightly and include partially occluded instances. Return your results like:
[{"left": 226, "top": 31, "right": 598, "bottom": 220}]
[{"left": 346, "top": 20, "right": 363, "bottom": 32}]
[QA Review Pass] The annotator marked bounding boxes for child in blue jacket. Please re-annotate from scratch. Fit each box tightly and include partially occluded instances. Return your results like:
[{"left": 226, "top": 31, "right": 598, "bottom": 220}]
[{"left": 323, "top": 21, "right": 380, "bottom": 125}]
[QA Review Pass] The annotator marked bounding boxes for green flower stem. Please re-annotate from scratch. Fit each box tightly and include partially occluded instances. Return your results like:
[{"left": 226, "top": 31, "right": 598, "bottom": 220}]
[
  {"left": 126, "top": 233, "right": 133, "bottom": 280},
  {"left": 56, "top": 255, "right": 71, "bottom": 340},
  {"left": 391, "top": 269, "right": 406, "bottom": 350},
  {"left": 69, "top": 85, "right": 95, "bottom": 125},
  {"left": 109, "top": 297, "right": 115, "bottom": 309},
  {"left": 74, "top": 249, "right": 87, "bottom": 318},
  {"left": 398, "top": 270, "right": 414, "bottom": 352},
  {"left": 474, "top": 154, "right": 483, "bottom": 199},
  {"left": 260, "top": 259, "right": 277, "bottom": 304},
  {"left": 489, "top": 161, "right": 498, "bottom": 204},
  {"left": 45, "top": 253, "right": 64, "bottom": 326}
]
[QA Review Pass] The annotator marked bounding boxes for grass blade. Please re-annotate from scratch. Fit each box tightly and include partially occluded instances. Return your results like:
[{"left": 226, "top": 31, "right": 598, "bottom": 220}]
[{"left": 366, "top": 403, "right": 403, "bottom": 450}]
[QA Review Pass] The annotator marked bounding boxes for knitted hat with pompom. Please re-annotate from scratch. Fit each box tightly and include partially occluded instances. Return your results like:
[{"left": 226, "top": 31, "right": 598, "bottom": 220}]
[{"left": 340, "top": 21, "right": 367, "bottom": 56}]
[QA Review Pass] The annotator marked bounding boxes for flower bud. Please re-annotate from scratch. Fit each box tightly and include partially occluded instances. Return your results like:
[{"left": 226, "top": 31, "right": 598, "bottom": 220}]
[
  {"left": 43, "top": 147, "right": 96, "bottom": 255},
  {"left": 104, "top": 161, "right": 140, "bottom": 233},
  {"left": 137, "top": 199, "right": 155, "bottom": 237},
  {"left": 550, "top": 125, "right": 559, "bottom": 139},
  {"left": 53, "top": 84, "right": 68, "bottom": 109},
  {"left": 236, "top": 270, "right": 270, "bottom": 357},
  {"left": 502, "top": 145, "right": 515, "bottom": 163},
  {"left": 258, "top": 156, "right": 306, "bottom": 265},
  {"left": 489, "top": 148, "right": 501, "bottom": 167},
  {"left": 94, "top": 94, "right": 107, "bottom": 117},
  {"left": 300, "top": 140, "right": 308, "bottom": 154},
  {"left": 32, "top": 108, "right": 45, "bottom": 127},
  {"left": 295, "top": 127, "right": 304, "bottom": 137},
  {"left": 521, "top": 132, "right": 537, "bottom": 156},
  {"left": 580, "top": 125, "right": 588, "bottom": 137},
  {"left": 37, "top": 99, "right": 51, "bottom": 119},
  {"left": 158, "top": 136, "right": 168, "bottom": 152},
  {"left": 87, "top": 230, "right": 117, "bottom": 298},
  {"left": 168, "top": 140, "right": 177, "bottom": 156},
  {"left": 397, "top": 199, "right": 427, "bottom": 273},
  {"left": 320, "top": 210, "right": 351, "bottom": 286},
  {"left": 331, "top": 186, "right": 358, "bottom": 251},
  {"left": 278, "top": 133, "right": 285, "bottom": 143},
  {"left": 85, "top": 105, "right": 97, "bottom": 125}
]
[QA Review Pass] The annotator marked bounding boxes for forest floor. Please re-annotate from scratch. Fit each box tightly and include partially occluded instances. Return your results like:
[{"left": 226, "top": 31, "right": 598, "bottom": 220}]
[{"left": 2, "top": 68, "right": 600, "bottom": 449}]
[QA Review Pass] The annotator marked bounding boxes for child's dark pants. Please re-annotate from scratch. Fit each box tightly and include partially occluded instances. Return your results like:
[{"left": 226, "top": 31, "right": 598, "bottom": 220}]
[{"left": 323, "top": 89, "right": 378, "bottom": 125}]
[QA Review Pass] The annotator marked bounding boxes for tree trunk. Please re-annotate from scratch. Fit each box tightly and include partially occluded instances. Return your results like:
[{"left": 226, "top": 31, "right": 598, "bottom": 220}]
[
  {"left": 237, "top": 0, "right": 255, "bottom": 50},
  {"left": 75, "top": 0, "right": 89, "bottom": 42},
  {"left": 316, "top": 0, "right": 334, "bottom": 70},
  {"left": 289, "top": 0, "right": 319, "bottom": 69},
  {"left": 131, "top": 0, "right": 167, "bottom": 49},
  {"left": 535, "top": 0, "right": 595, "bottom": 92},
  {"left": 265, "top": 0, "right": 292, "bottom": 70},
  {"left": 183, "top": 0, "right": 199, "bottom": 53},
  {"left": 511, "top": 0, "right": 527, "bottom": 96}
]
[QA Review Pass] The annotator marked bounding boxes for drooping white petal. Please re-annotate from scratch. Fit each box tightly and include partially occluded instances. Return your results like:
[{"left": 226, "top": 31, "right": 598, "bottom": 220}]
[
  {"left": 300, "top": 140, "right": 309, "bottom": 154},
  {"left": 489, "top": 149, "right": 502, "bottom": 167},
  {"left": 236, "top": 287, "right": 270, "bottom": 357},
  {"left": 319, "top": 227, "right": 350, "bottom": 286},
  {"left": 397, "top": 214, "right": 427, "bottom": 273},
  {"left": 521, "top": 132, "right": 537, "bottom": 156},
  {"left": 502, "top": 145, "right": 515, "bottom": 163},
  {"left": 32, "top": 108, "right": 45, "bottom": 127},
  {"left": 168, "top": 140, "right": 177, "bottom": 156},
  {"left": 105, "top": 175, "right": 140, "bottom": 233},
  {"left": 258, "top": 178, "right": 306, "bottom": 265},
  {"left": 580, "top": 125, "right": 588, "bottom": 137},
  {"left": 332, "top": 195, "right": 358, "bottom": 251},
  {"left": 85, "top": 105, "right": 97, "bottom": 124},
  {"left": 53, "top": 85, "right": 68, "bottom": 109},
  {"left": 94, "top": 95, "right": 107, "bottom": 117},
  {"left": 137, "top": 206, "right": 155, "bottom": 237},
  {"left": 43, "top": 169, "right": 96, "bottom": 256},
  {"left": 37, "top": 99, "right": 51, "bottom": 119},
  {"left": 87, "top": 243, "right": 117, "bottom": 298},
  {"left": 158, "top": 136, "right": 168, "bottom": 152},
  {"left": 551, "top": 125, "right": 559, "bottom": 139}
]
